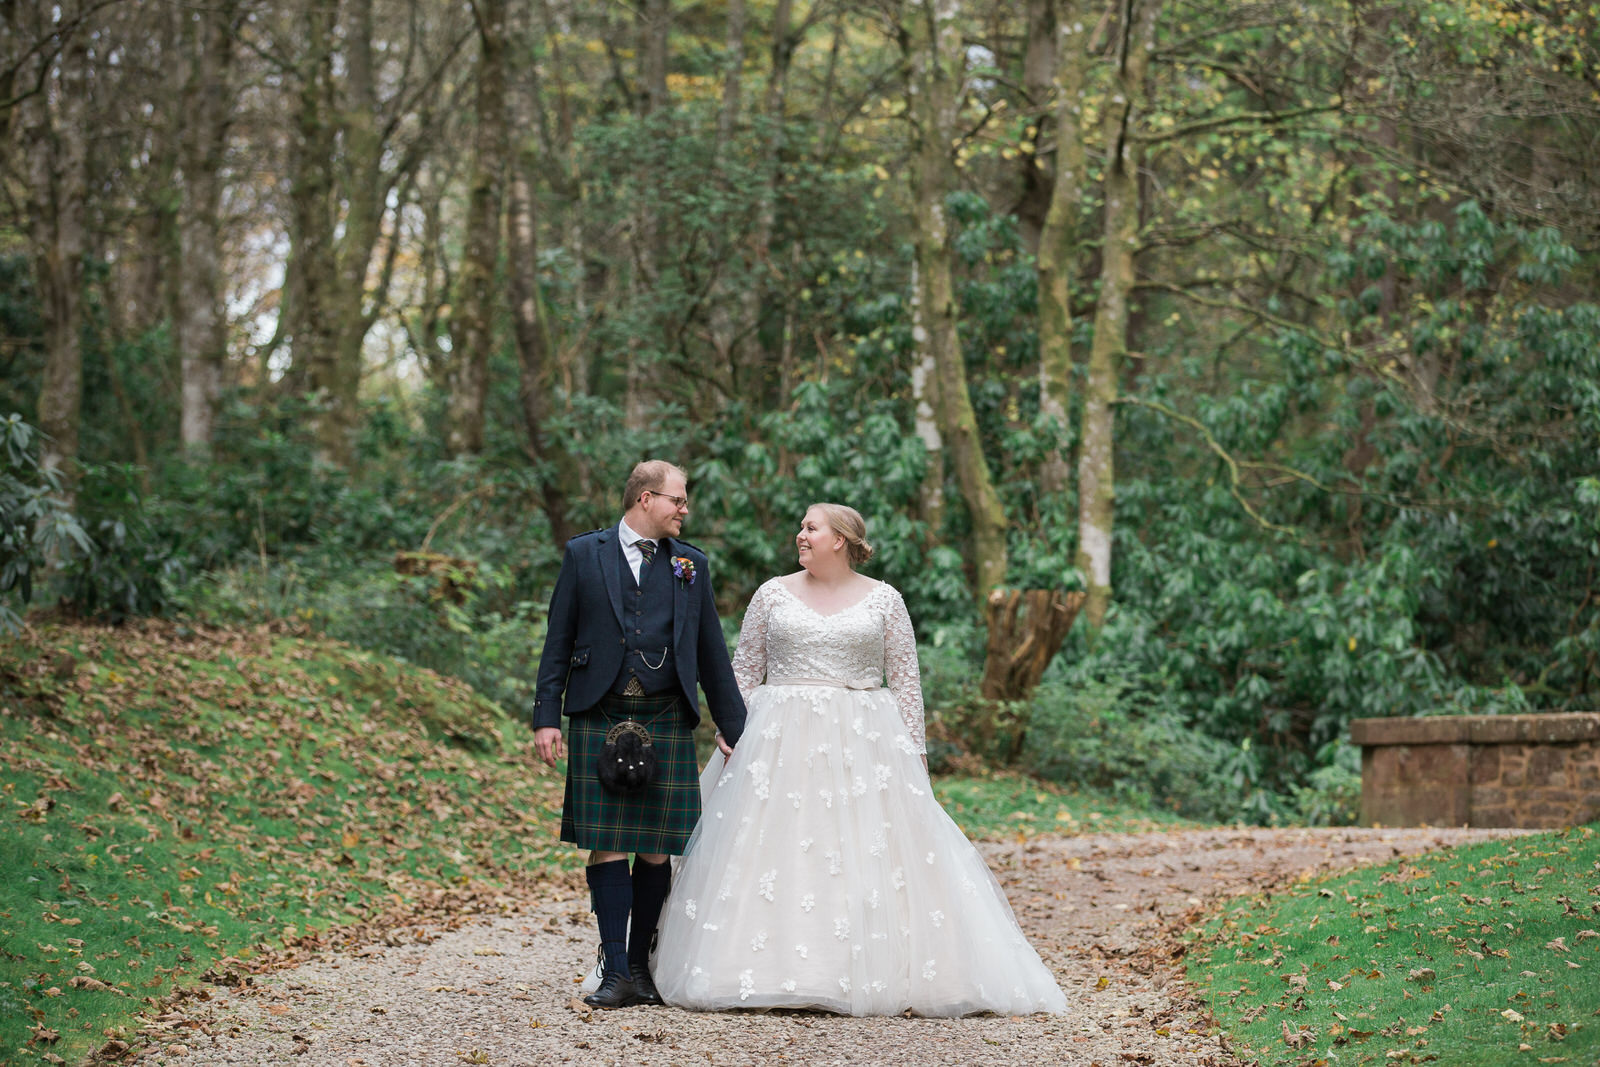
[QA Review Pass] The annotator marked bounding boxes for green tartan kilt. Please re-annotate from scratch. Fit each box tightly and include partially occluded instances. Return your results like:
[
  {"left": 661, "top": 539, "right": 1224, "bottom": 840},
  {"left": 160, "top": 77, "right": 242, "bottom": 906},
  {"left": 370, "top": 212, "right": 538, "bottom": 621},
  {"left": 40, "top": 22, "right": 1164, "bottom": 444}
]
[{"left": 560, "top": 693, "right": 701, "bottom": 855}]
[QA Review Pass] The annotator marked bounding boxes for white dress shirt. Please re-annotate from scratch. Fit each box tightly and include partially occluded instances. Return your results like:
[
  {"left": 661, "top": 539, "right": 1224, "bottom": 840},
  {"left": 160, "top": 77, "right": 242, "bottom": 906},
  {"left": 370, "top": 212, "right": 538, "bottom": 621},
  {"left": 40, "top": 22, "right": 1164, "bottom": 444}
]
[{"left": 617, "top": 517, "right": 656, "bottom": 584}]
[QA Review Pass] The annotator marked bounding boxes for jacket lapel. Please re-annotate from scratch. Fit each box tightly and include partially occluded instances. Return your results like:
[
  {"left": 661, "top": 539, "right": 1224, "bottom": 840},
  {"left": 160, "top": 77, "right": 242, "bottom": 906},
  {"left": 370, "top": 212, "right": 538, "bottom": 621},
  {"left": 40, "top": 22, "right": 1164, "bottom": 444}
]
[{"left": 598, "top": 528, "right": 625, "bottom": 632}]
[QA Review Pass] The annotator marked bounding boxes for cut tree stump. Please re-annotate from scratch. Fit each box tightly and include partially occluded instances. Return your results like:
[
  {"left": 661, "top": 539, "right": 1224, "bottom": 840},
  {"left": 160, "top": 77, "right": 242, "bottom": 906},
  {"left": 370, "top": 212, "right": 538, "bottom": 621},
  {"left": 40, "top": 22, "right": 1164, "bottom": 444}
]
[
  {"left": 393, "top": 551, "right": 478, "bottom": 604},
  {"left": 979, "top": 588, "right": 1085, "bottom": 702}
]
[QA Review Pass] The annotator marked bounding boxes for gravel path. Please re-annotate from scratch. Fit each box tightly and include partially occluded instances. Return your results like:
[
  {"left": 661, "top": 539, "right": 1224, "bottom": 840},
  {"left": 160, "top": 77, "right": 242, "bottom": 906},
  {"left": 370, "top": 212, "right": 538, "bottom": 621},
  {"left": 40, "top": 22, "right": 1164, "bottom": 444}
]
[{"left": 126, "top": 827, "right": 1522, "bottom": 1066}]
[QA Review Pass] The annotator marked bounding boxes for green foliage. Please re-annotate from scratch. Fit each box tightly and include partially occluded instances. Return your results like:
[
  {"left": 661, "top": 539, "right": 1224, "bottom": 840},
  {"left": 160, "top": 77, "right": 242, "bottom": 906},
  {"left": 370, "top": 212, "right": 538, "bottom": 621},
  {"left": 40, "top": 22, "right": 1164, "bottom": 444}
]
[
  {"left": 0, "top": 415, "right": 90, "bottom": 631},
  {"left": 1021, "top": 674, "right": 1243, "bottom": 822},
  {"left": 0, "top": 255, "right": 43, "bottom": 419},
  {"left": 58, "top": 464, "right": 181, "bottom": 624},
  {"left": 1052, "top": 202, "right": 1600, "bottom": 820},
  {"left": 1189, "top": 827, "right": 1600, "bottom": 1065}
]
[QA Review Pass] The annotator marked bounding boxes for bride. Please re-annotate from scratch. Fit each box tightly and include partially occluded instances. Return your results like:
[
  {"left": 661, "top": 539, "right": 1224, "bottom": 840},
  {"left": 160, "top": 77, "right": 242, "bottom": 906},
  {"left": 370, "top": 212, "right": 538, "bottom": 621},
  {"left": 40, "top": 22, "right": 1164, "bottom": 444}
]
[{"left": 652, "top": 503, "right": 1067, "bottom": 1017}]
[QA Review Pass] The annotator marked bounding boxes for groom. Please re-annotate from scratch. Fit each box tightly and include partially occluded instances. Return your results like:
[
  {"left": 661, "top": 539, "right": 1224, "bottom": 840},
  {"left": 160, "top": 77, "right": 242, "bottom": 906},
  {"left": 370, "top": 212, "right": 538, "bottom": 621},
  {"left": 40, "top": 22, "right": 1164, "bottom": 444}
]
[{"left": 531, "top": 460, "right": 746, "bottom": 1009}]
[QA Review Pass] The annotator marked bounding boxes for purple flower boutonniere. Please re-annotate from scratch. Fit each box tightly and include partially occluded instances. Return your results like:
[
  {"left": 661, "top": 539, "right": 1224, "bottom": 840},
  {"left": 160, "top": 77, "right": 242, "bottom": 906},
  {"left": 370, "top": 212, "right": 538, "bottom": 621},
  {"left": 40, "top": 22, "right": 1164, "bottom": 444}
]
[{"left": 671, "top": 556, "right": 696, "bottom": 585}]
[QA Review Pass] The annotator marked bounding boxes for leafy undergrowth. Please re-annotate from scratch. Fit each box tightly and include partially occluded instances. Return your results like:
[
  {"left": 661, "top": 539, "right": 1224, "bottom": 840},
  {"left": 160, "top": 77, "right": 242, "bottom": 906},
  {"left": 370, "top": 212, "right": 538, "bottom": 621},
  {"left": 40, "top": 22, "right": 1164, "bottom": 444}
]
[
  {"left": 0, "top": 620, "right": 577, "bottom": 1065},
  {"left": 1188, "top": 826, "right": 1600, "bottom": 1066},
  {"left": 934, "top": 770, "right": 1200, "bottom": 839}
]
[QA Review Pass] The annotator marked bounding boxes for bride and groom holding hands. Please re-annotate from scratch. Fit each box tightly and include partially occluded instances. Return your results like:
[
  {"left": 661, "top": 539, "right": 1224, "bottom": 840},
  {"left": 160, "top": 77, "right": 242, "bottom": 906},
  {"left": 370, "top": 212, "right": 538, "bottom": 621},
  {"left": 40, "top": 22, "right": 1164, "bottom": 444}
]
[{"left": 530, "top": 460, "right": 1066, "bottom": 1017}]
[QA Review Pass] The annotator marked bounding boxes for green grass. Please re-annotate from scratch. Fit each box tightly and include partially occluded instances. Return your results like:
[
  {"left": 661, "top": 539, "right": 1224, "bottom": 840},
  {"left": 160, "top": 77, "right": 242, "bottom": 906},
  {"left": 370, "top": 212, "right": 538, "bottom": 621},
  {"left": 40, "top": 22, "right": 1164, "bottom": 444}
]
[
  {"left": 1188, "top": 826, "right": 1600, "bottom": 1066},
  {"left": 934, "top": 769, "right": 1201, "bottom": 839},
  {"left": 0, "top": 621, "right": 576, "bottom": 1065}
]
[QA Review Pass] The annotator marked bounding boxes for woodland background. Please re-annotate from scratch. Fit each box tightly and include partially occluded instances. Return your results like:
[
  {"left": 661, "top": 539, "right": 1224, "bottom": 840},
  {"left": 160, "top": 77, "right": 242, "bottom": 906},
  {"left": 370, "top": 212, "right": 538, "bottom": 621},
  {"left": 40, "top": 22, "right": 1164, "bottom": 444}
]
[{"left": 3, "top": 0, "right": 1599, "bottom": 823}]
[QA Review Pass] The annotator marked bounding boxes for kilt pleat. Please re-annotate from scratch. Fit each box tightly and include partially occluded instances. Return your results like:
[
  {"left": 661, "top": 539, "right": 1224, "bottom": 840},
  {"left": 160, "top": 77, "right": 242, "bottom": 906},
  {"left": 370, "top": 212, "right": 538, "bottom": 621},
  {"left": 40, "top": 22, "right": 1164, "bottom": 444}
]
[{"left": 560, "top": 693, "right": 701, "bottom": 855}]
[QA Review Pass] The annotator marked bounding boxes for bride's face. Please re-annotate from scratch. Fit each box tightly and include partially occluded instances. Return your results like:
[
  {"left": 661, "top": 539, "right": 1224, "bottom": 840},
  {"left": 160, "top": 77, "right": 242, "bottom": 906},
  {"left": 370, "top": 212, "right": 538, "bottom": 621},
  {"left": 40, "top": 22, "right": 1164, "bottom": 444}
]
[{"left": 796, "top": 508, "right": 844, "bottom": 568}]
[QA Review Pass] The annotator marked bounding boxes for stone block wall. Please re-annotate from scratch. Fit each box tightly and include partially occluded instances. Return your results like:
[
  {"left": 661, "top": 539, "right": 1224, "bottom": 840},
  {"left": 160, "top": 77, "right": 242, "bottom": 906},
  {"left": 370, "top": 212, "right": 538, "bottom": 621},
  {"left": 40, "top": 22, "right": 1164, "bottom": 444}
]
[{"left": 1349, "top": 714, "right": 1600, "bottom": 828}]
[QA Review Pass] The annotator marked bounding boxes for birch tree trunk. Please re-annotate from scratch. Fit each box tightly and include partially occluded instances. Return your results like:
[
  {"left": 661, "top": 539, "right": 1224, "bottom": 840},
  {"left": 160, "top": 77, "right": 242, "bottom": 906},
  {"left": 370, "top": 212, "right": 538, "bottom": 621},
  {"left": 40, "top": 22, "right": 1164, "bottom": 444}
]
[
  {"left": 907, "top": 0, "right": 1007, "bottom": 602},
  {"left": 1076, "top": 0, "right": 1158, "bottom": 631},
  {"left": 909, "top": 258, "right": 945, "bottom": 534},
  {"left": 447, "top": 0, "right": 508, "bottom": 456},
  {"left": 1036, "top": 0, "right": 1088, "bottom": 495}
]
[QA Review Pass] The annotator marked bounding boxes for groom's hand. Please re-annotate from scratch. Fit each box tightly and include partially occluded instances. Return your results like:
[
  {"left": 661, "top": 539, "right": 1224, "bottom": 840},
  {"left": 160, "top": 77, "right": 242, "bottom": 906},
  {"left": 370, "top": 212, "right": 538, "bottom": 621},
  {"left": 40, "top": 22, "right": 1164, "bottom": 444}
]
[
  {"left": 715, "top": 731, "right": 733, "bottom": 758},
  {"left": 534, "top": 727, "right": 565, "bottom": 767}
]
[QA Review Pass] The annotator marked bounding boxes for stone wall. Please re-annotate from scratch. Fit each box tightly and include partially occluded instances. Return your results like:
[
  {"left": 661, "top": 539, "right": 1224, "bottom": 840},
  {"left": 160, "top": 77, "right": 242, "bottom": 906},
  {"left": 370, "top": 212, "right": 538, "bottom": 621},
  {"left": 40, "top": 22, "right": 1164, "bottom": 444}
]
[{"left": 1349, "top": 714, "right": 1600, "bottom": 828}]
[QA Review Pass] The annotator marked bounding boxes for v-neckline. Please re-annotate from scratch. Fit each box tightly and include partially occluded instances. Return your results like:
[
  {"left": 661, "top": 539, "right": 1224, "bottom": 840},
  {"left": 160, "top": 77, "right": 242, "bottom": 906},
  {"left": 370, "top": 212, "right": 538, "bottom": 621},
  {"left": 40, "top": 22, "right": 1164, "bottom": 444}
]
[{"left": 774, "top": 578, "right": 880, "bottom": 619}]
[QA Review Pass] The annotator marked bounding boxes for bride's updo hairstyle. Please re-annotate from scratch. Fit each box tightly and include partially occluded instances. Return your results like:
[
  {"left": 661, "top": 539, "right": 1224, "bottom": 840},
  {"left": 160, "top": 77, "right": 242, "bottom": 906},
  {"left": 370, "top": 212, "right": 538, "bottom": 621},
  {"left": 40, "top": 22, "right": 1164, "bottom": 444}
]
[{"left": 811, "top": 503, "right": 874, "bottom": 566}]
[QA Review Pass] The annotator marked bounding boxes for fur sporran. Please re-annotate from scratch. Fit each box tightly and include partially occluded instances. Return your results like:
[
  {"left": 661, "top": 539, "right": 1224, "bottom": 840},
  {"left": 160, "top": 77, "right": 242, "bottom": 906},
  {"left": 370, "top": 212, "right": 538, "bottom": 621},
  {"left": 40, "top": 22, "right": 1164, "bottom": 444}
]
[{"left": 597, "top": 719, "right": 656, "bottom": 796}]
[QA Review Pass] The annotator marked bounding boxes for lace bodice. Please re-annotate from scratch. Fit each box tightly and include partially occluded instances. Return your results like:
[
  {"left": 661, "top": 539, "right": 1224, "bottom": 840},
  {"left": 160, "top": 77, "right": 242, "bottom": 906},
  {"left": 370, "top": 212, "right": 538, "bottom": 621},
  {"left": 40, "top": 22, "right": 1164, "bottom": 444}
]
[{"left": 731, "top": 578, "right": 925, "bottom": 753}]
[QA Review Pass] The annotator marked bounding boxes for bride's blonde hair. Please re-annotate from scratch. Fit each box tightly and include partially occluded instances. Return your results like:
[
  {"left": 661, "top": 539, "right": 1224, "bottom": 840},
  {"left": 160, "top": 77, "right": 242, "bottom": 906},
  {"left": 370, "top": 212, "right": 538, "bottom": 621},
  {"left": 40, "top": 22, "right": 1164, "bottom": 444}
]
[{"left": 809, "top": 503, "right": 874, "bottom": 566}]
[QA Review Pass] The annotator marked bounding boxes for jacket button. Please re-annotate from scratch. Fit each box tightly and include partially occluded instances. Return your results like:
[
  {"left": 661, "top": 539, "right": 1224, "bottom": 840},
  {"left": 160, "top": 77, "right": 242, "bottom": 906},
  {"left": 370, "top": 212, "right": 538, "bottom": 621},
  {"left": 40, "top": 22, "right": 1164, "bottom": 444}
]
[{"left": 618, "top": 638, "right": 625, "bottom": 645}]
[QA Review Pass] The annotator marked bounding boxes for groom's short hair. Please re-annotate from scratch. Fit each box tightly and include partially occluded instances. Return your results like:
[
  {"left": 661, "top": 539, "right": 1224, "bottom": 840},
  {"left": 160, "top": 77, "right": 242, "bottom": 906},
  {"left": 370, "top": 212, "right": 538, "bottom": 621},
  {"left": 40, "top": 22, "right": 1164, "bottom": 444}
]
[{"left": 623, "top": 460, "right": 687, "bottom": 509}]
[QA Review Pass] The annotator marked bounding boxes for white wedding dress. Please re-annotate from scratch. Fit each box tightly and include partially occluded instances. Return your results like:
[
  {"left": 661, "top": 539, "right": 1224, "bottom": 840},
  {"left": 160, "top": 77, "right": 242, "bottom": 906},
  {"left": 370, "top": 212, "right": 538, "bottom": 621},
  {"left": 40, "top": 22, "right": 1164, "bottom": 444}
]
[{"left": 653, "top": 578, "right": 1068, "bottom": 1017}]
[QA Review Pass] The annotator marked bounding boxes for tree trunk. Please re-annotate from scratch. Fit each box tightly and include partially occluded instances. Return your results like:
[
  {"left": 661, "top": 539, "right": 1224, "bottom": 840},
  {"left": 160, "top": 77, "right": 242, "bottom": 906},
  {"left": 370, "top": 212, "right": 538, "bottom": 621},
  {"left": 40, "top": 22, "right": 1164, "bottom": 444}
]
[
  {"left": 533, "top": 0, "right": 589, "bottom": 395},
  {"left": 625, "top": 0, "right": 672, "bottom": 431},
  {"left": 1014, "top": 0, "right": 1056, "bottom": 255},
  {"left": 980, "top": 588, "right": 1086, "bottom": 703},
  {"left": 174, "top": 0, "right": 238, "bottom": 458},
  {"left": 909, "top": 258, "right": 946, "bottom": 535},
  {"left": 448, "top": 0, "right": 509, "bottom": 457},
  {"left": 282, "top": 0, "right": 456, "bottom": 465},
  {"left": 1036, "top": 0, "right": 1088, "bottom": 496},
  {"left": 907, "top": 0, "right": 1008, "bottom": 603},
  {"left": 716, "top": 0, "right": 746, "bottom": 151},
  {"left": 508, "top": 0, "right": 577, "bottom": 543},
  {"left": 1076, "top": 0, "right": 1158, "bottom": 632},
  {"left": 283, "top": 0, "right": 342, "bottom": 452},
  {"left": 23, "top": 6, "right": 91, "bottom": 496},
  {"left": 707, "top": 0, "right": 748, "bottom": 378}
]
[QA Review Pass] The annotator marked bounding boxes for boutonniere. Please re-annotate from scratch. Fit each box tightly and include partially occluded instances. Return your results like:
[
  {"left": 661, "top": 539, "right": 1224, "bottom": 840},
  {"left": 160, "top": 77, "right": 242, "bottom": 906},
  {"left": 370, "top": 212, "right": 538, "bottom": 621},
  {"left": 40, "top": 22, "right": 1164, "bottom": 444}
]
[{"left": 671, "top": 556, "right": 696, "bottom": 585}]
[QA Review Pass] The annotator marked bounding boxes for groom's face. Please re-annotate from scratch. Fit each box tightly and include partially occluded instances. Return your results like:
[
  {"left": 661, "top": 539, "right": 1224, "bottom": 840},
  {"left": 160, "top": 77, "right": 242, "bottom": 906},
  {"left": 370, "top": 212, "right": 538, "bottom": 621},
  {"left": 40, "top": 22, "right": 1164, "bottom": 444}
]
[{"left": 639, "top": 474, "right": 690, "bottom": 540}]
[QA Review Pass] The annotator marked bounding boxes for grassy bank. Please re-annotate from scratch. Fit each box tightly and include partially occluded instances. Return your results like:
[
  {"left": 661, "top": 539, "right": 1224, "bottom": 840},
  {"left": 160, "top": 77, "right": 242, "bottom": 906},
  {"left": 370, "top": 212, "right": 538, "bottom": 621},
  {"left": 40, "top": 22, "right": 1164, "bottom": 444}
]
[
  {"left": 1188, "top": 826, "right": 1600, "bottom": 1066},
  {"left": 2, "top": 619, "right": 1180, "bottom": 1064},
  {"left": 0, "top": 621, "right": 575, "bottom": 1064}
]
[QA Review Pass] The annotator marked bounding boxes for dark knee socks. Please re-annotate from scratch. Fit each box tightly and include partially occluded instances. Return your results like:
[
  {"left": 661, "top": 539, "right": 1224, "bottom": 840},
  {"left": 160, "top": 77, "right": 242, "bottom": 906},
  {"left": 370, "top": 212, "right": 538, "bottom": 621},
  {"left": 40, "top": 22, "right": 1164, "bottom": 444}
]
[
  {"left": 629, "top": 858, "right": 671, "bottom": 970},
  {"left": 586, "top": 859, "right": 632, "bottom": 977}
]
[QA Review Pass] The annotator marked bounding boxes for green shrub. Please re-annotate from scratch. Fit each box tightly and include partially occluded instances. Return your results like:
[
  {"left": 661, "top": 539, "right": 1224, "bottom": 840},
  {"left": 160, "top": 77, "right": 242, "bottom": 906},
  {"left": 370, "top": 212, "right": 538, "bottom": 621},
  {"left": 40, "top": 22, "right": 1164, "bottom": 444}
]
[
  {"left": 1021, "top": 674, "right": 1247, "bottom": 822},
  {"left": 59, "top": 463, "right": 182, "bottom": 623},
  {"left": 0, "top": 414, "right": 90, "bottom": 631}
]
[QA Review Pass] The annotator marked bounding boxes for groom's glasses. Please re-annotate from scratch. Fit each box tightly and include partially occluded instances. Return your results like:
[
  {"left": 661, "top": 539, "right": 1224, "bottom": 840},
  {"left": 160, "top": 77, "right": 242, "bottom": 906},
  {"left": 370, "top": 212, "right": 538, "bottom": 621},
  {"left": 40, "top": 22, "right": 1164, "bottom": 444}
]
[{"left": 648, "top": 491, "right": 690, "bottom": 511}]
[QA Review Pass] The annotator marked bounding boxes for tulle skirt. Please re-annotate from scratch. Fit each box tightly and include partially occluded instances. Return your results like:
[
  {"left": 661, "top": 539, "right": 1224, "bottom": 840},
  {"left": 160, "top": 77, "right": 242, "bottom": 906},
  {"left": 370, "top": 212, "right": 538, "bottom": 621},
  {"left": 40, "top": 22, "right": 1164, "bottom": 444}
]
[{"left": 652, "top": 681, "right": 1068, "bottom": 1017}]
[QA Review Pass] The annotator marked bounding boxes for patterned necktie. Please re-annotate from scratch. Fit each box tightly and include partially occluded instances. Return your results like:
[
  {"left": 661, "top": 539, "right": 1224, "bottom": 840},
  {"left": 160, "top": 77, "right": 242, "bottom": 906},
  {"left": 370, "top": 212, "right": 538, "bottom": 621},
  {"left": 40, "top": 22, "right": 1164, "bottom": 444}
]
[{"left": 636, "top": 538, "right": 656, "bottom": 566}]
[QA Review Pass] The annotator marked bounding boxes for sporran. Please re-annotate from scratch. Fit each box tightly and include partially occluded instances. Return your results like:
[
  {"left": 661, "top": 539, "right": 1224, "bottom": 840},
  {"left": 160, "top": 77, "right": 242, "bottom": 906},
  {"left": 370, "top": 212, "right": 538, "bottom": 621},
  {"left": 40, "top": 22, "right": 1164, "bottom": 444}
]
[{"left": 596, "top": 719, "right": 656, "bottom": 796}]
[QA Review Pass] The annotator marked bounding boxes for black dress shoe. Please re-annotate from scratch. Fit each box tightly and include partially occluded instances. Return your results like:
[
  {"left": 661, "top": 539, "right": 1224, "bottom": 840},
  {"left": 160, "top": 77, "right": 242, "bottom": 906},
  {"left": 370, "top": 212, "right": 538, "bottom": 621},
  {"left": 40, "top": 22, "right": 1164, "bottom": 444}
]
[
  {"left": 583, "top": 970, "right": 637, "bottom": 1009},
  {"left": 630, "top": 962, "right": 663, "bottom": 1005}
]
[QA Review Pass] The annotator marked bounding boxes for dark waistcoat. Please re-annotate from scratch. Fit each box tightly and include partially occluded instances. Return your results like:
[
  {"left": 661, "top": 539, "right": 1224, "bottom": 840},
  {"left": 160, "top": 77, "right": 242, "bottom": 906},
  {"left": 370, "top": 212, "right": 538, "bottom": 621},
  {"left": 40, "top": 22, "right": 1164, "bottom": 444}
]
[{"left": 610, "top": 546, "right": 676, "bottom": 696}]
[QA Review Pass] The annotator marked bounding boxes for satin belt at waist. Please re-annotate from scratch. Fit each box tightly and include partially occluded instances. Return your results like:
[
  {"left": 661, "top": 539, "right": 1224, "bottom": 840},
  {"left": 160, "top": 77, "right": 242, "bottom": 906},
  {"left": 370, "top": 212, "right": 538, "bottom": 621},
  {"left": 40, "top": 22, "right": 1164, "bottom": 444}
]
[{"left": 766, "top": 675, "right": 881, "bottom": 690}]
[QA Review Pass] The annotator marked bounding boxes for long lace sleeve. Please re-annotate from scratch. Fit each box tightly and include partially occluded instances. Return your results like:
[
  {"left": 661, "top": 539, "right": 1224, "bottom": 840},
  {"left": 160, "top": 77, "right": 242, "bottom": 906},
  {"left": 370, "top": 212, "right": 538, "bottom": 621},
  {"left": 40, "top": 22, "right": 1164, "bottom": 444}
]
[
  {"left": 730, "top": 579, "right": 776, "bottom": 700},
  {"left": 882, "top": 586, "right": 925, "bottom": 754}
]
